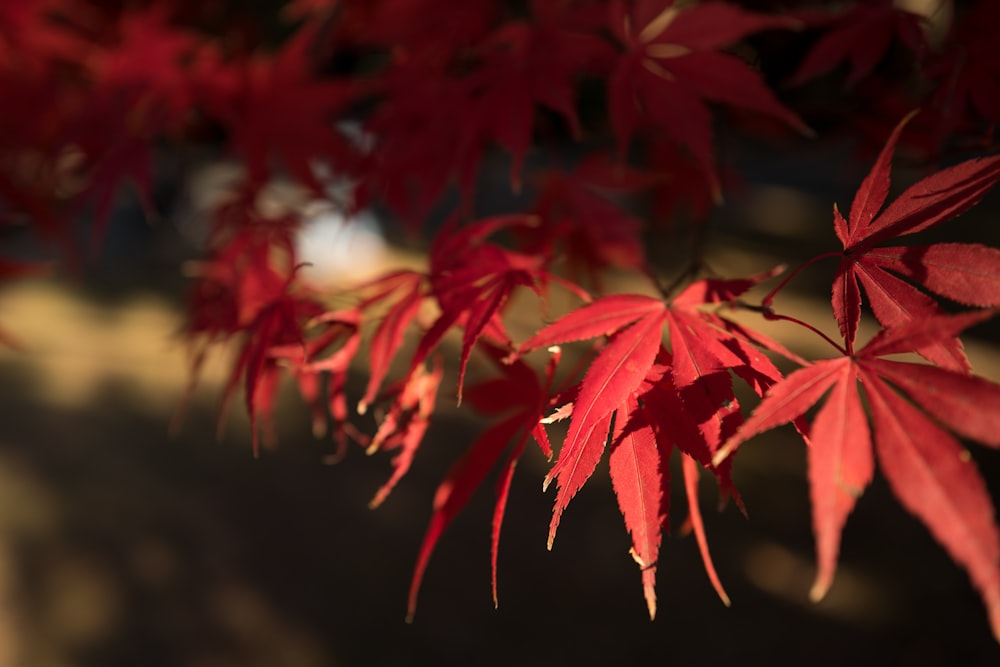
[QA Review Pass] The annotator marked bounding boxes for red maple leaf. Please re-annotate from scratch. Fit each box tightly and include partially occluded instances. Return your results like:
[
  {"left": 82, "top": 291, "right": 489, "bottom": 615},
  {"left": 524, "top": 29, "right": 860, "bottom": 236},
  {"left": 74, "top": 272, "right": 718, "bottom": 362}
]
[
  {"left": 405, "top": 342, "right": 557, "bottom": 620},
  {"left": 352, "top": 216, "right": 579, "bottom": 419},
  {"left": 617, "top": 359, "right": 734, "bottom": 616},
  {"left": 922, "top": 1, "right": 1000, "bottom": 147},
  {"left": 608, "top": 384, "right": 667, "bottom": 618},
  {"left": 787, "top": 0, "right": 926, "bottom": 87},
  {"left": 184, "top": 234, "right": 328, "bottom": 455},
  {"left": 360, "top": 70, "right": 482, "bottom": 218},
  {"left": 524, "top": 154, "right": 657, "bottom": 288},
  {"left": 830, "top": 111, "right": 1000, "bottom": 368},
  {"left": 196, "top": 22, "right": 361, "bottom": 194},
  {"left": 366, "top": 358, "right": 444, "bottom": 509},
  {"left": 715, "top": 310, "right": 1000, "bottom": 640},
  {"left": 355, "top": 269, "right": 428, "bottom": 415},
  {"left": 664, "top": 269, "right": 792, "bottom": 502},
  {"left": 511, "top": 268, "right": 790, "bottom": 615},
  {"left": 178, "top": 194, "right": 363, "bottom": 456},
  {"left": 607, "top": 0, "right": 808, "bottom": 195},
  {"left": 468, "top": 2, "right": 614, "bottom": 185},
  {"left": 401, "top": 216, "right": 587, "bottom": 405}
]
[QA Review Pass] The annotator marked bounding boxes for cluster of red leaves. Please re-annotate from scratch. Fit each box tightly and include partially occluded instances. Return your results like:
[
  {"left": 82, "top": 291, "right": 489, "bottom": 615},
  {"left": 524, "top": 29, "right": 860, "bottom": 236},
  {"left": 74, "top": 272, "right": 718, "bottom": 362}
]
[{"left": 3, "top": 0, "right": 1000, "bottom": 641}]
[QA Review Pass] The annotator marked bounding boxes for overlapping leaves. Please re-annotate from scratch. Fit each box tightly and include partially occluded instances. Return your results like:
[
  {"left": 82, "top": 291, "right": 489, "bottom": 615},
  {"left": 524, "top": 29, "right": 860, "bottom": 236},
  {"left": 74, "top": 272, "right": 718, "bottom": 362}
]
[{"left": 715, "top": 312, "right": 1000, "bottom": 639}]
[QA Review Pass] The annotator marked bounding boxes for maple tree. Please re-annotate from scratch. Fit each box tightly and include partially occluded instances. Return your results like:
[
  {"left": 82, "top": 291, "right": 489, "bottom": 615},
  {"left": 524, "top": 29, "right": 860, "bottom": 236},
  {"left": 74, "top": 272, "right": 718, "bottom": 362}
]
[{"left": 2, "top": 0, "right": 1000, "bottom": 643}]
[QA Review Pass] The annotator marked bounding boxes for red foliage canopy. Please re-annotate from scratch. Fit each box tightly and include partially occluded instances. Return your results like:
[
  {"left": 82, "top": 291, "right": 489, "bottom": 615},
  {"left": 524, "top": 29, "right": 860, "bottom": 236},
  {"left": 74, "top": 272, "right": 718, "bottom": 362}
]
[{"left": 2, "top": 0, "right": 1000, "bottom": 641}]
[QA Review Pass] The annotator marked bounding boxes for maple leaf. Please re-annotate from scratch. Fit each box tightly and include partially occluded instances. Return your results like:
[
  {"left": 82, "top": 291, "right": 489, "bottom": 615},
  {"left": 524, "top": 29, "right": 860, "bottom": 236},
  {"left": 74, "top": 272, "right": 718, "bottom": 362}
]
[
  {"left": 405, "top": 343, "right": 557, "bottom": 620},
  {"left": 787, "top": 0, "right": 926, "bottom": 87},
  {"left": 187, "top": 245, "right": 328, "bottom": 455},
  {"left": 662, "top": 269, "right": 791, "bottom": 502},
  {"left": 355, "top": 270, "right": 428, "bottom": 415},
  {"left": 517, "top": 267, "right": 788, "bottom": 532},
  {"left": 469, "top": 3, "right": 615, "bottom": 186},
  {"left": 524, "top": 154, "right": 656, "bottom": 287},
  {"left": 179, "top": 195, "right": 349, "bottom": 455},
  {"left": 607, "top": 0, "right": 807, "bottom": 195},
  {"left": 715, "top": 311, "right": 1000, "bottom": 639},
  {"left": 367, "top": 358, "right": 444, "bottom": 509},
  {"left": 195, "top": 22, "right": 361, "bottom": 194},
  {"left": 831, "top": 111, "right": 1000, "bottom": 368},
  {"left": 407, "top": 216, "right": 582, "bottom": 404},
  {"left": 518, "top": 293, "right": 669, "bottom": 545},
  {"left": 361, "top": 70, "right": 486, "bottom": 219},
  {"left": 922, "top": 1, "right": 1000, "bottom": 147},
  {"left": 614, "top": 360, "right": 734, "bottom": 617},
  {"left": 506, "top": 261, "right": 804, "bottom": 615},
  {"left": 63, "top": 4, "right": 203, "bottom": 245},
  {"left": 68, "top": 88, "right": 165, "bottom": 249},
  {"left": 294, "top": 307, "right": 365, "bottom": 458},
  {"left": 527, "top": 348, "right": 736, "bottom": 616},
  {"left": 609, "top": 385, "right": 668, "bottom": 618},
  {"left": 86, "top": 5, "right": 198, "bottom": 112},
  {"left": 352, "top": 217, "right": 572, "bottom": 418}
]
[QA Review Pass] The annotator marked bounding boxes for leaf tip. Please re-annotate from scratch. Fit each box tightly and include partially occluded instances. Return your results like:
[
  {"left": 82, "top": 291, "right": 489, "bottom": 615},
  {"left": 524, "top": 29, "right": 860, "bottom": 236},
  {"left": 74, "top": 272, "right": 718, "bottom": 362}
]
[
  {"left": 641, "top": 568, "right": 658, "bottom": 619},
  {"left": 711, "top": 445, "right": 731, "bottom": 468},
  {"left": 809, "top": 579, "right": 830, "bottom": 604}
]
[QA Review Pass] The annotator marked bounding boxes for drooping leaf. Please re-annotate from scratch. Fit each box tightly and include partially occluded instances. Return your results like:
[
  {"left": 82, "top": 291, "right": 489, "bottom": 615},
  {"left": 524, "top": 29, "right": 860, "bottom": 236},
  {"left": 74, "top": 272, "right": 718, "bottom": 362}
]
[
  {"left": 716, "top": 312, "right": 1000, "bottom": 636},
  {"left": 407, "top": 414, "right": 524, "bottom": 622},
  {"left": 680, "top": 454, "right": 730, "bottom": 606},
  {"left": 407, "top": 342, "right": 558, "bottom": 618},
  {"left": 806, "top": 362, "right": 872, "bottom": 602},
  {"left": 863, "top": 372, "right": 1000, "bottom": 640},
  {"left": 545, "top": 309, "right": 667, "bottom": 547},
  {"left": 609, "top": 392, "right": 666, "bottom": 619},
  {"left": 357, "top": 270, "right": 426, "bottom": 414},
  {"left": 368, "top": 359, "right": 444, "bottom": 508}
]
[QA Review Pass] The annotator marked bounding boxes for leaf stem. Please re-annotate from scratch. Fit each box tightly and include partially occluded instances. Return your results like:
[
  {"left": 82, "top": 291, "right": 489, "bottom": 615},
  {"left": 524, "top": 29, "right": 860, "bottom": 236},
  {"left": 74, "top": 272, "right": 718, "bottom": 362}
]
[
  {"left": 737, "top": 301, "right": 847, "bottom": 355},
  {"left": 761, "top": 251, "right": 842, "bottom": 307},
  {"left": 650, "top": 259, "right": 703, "bottom": 301}
]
